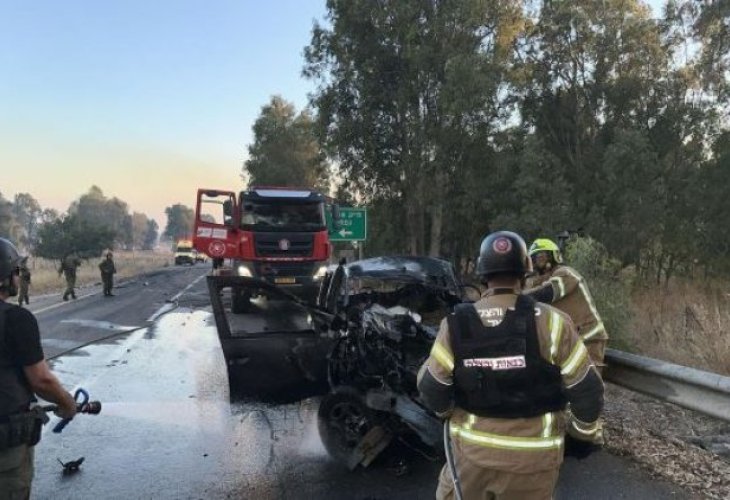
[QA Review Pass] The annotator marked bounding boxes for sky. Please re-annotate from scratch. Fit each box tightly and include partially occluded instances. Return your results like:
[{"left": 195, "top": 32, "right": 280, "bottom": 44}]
[
  {"left": 0, "top": 0, "right": 328, "bottom": 226},
  {"left": 1, "top": 0, "right": 664, "bottom": 228}
]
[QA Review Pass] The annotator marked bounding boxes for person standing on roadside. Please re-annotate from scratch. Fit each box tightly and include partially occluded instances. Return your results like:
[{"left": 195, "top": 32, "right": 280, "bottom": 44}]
[
  {"left": 0, "top": 237, "right": 77, "bottom": 499},
  {"left": 99, "top": 252, "right": 116, "bottom": 297},
  {"left": 17, "top": 258, "right": 31, "bottom": 306},
  {"left": 59, "top": 252, "right": 81, "bottom": 301}
]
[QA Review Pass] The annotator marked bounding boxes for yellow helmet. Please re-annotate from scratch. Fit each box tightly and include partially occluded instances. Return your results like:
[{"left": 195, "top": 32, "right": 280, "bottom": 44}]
[{"left": 528, "top": 238, "right": 563, "bottom": 264}]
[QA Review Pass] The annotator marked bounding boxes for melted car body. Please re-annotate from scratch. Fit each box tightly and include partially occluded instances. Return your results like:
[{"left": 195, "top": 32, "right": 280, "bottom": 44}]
[{"left": 207, "top": 256, "right": 467, "bottom": 468}]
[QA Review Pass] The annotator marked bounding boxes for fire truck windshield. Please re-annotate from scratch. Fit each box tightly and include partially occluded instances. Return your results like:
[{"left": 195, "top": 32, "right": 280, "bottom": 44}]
[{"left": 240, "top": 200, "right": 325, "bottom": 231}]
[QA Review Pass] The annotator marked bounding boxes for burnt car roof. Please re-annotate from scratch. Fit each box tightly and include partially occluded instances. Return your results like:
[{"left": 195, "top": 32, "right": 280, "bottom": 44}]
[{"left": 341, "top": 256, "right": 460, "bottom": 290}]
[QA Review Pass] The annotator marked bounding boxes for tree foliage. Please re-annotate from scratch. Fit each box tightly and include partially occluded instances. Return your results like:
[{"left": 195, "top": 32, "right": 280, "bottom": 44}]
[
  {"left": 304, "top": 0, "right": 729, "bottom": 281},
  {"left": 69, "top": 186, "right": 134, "bottom": 247},
  {"left": 35, "top": 213, "right": 116, "bottom": 260},
  {"left": 163, "top": 204, "right": 195, "bottom": 241},
  {"left": 305, "top": 0, "right": 521, "bottom": 256},
  {"left": 11, "top": 193, "right": 42, "bottom": 250},
  {"left": 243, "top": 95, "right": 329, "bottom": 190},
  {"left": 1, "top": 187, "right": 158, "bottom": 255},
  {"left": 0, "top": 192, "right": 22, "bottom": 243}
]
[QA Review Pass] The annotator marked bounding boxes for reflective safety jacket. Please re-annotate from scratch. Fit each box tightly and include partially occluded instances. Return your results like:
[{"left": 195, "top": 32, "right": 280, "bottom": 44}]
[
  {"left": 526, "top": 265, "right": 608, "bottom": 345},
  {"left": 450, "top": 296, "right": 566, "bottom": 418},
  {"left": 417, "top": 290, "right": 598, "bottom": 474}
]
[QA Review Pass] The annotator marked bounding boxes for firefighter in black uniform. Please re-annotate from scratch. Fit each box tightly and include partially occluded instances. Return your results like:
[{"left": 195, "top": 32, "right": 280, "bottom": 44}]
[
  {"left": 0, "top": 238, "right": 77, "bottom": 499},
  {"left": 418, "top": 231, "right": 604, "bottom": 499}
]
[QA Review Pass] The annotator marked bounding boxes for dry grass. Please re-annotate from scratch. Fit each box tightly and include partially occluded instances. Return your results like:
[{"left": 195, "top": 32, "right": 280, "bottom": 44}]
[
  {"left": 629, "top": 279, "right": 730, "bottom": 376},
  {"left": 23, "top": 251, "right": 174, "bottom": 295}
]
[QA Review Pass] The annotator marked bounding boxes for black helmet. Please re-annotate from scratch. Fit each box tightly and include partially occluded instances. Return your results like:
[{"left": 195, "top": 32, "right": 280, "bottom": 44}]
[
  {"left": 476, "top": 231, "right": 531, "bottom": 279},
  {"left": 0, "top": 238, "right": 22, "bottom": 295}
]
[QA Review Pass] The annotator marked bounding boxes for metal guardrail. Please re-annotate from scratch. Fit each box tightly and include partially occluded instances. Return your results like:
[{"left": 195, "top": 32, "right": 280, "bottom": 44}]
[{"left": 604, "top": 348, "right": 730, "bottom": 423}]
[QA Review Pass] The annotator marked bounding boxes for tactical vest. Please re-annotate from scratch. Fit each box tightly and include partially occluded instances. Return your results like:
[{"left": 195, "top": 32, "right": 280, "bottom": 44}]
[
  {"left": 0, "top": 301, "right": 34, "bottom": 417},
  {"left": 449, "top": 294, "right": 566, "bottom": 418}
]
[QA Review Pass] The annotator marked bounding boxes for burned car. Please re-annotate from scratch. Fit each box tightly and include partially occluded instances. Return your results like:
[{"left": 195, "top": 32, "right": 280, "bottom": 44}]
[{"left": 207, "top": 256, "right": 473, "bottom": 469}]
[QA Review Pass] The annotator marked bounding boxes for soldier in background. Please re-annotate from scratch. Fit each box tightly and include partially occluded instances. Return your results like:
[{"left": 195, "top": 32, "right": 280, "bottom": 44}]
[
  {"left": 99, "top": 252, "right": 116, "bottom": 297},
  {"left": 59, "top": 252, "right": 81, "bottom": 301},
  {"left": 17, "top": 257, "right": 31, "bottom": 306}
]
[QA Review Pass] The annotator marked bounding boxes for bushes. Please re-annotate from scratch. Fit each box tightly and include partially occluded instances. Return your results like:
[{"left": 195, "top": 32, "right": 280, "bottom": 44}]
[{"left": 563, "top": 236, "right": 634, "bottom": 351}]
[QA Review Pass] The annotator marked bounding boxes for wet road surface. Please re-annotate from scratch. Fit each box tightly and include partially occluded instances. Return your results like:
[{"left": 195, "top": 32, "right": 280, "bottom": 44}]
[
  {"left": 31, "top": 292, "right": 692, "bottom": 499},
  {"left": 25, "top": 264, "right": 210, "bottom": 359}
]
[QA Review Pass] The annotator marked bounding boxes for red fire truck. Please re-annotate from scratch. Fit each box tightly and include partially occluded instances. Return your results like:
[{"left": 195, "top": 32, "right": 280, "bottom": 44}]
[{"left": 193, "top": 186, "right": 338, "bottom": 312}]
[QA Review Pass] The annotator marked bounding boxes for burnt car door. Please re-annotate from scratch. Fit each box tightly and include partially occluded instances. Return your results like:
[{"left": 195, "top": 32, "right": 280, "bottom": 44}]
[{"left": 207, "top": 275, "right": 334, "bottom": 403}]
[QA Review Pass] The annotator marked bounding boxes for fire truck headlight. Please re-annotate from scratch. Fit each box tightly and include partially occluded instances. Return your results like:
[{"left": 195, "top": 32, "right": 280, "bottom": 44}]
[
  {"left": 313, "top": 265, "right": 328, "bottom": 280},
  {"left": 237, "top": 265, "right": 252, "bottom": 277}
]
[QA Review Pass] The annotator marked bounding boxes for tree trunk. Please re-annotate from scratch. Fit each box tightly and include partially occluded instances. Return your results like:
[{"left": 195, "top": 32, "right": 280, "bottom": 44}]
[
  {"left": 406, "top": 191, "right": 419, "bottom": 255},
  {"left": 429, "top": 195, "right": 443, "bottom": 257}
]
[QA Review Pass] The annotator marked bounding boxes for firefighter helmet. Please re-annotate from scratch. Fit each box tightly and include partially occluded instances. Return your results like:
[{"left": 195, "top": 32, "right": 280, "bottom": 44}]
[
  {"left": 0, "top": 238, "right": 22, "bottom": 296},
  {"left": 476, "top": 231, "right": 532, "bottom": 279},
  {"left": 528, "top": 238, "right": 563, "bottom": 264}
]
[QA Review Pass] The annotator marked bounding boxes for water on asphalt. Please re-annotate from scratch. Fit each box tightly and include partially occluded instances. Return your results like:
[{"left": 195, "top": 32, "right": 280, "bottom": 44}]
[{"left": 31, "top": 307, "right": 690, "bottom": 499}]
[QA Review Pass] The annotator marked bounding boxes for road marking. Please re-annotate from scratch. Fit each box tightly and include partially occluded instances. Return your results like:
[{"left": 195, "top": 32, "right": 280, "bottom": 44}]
[{"left": 146, "top": 272, "right": 208, "bottom": 322}]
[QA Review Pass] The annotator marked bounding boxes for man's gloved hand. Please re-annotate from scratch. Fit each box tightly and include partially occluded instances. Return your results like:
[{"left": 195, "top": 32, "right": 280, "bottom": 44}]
[{"left": 563, "top": 435, "right": 599, "bottom": 460}]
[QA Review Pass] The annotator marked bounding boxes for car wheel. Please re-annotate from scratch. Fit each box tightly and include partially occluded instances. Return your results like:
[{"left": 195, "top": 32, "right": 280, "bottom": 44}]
[{"left": 317, "top": 386, "right": 377, "bottom": 466}]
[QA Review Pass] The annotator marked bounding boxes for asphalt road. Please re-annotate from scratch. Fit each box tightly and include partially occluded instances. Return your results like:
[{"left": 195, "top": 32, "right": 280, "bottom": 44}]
[
  {"left": 26, "top": 263, "right": 210, "bottom": 359},
  {"left": 28, "top": 268, "right": 691, "bottom": 499}
]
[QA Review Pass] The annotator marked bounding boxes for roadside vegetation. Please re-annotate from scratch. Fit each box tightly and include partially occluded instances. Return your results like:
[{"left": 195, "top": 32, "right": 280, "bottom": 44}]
[
  {"left": 566, "top": 236, "right": 730, "bottom": 376},
  {"left": 236, "top": 1, "right": 730, "bottom": 376}
]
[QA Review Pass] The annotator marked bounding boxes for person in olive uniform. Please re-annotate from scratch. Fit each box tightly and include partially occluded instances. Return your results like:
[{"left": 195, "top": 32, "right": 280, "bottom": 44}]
[
  {"left": 0, "top": 238, "right": 77, "bottom": 499},
  {"left": 59, "top": 253, "right": 81, "bottom": 301},
  {"left": 17, "top": 258, "right": 31, "bottom": 306},
  {"left": 418, "top": 231, "right": 604, "bottom": 500},
  {"left": 99, "top": 252, "right": 116, "bottom": 297}
]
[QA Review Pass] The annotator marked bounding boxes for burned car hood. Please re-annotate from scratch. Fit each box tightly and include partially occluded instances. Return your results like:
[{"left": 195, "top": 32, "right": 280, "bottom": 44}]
[{"left": 207, "top": 256, "right": 464, "bottom": 404}]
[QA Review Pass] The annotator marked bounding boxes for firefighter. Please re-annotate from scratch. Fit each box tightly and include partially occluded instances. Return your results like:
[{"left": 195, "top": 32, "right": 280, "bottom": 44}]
[
  {"left": 524, "top": 238, "right": 608, "bottom": 372},
  {"left": 0, "top": 238, "right": 77, "bottom": 499},
  {"left": 417, "top": 231, "right": 604, "bottom": 500}
]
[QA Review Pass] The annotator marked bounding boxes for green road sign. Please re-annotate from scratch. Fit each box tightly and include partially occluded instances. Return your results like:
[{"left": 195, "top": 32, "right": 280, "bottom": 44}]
[{"left": 327, "top": 207, "right": 367, "bottom": 241}]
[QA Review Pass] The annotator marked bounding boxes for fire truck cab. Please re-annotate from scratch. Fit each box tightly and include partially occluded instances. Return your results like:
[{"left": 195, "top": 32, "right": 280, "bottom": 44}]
[{"left": 193, "top": 186, "right": 338, "bottom": 313}]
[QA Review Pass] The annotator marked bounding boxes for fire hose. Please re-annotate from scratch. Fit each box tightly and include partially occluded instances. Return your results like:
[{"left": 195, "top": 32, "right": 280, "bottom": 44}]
[
  {"left": 443, "top": 419, "right": 464, "bottom": 500},
  {"left": 41, "top": 388, "right": 101, "bottom": 473},
  {"left": 41, "top": 388, "right": 102, "bottom": 433}
]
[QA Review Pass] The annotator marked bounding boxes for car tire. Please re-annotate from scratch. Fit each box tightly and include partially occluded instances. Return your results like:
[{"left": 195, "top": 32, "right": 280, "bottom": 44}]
[{"left": 317, "top": 386, "right": 378, "bottom": 467}]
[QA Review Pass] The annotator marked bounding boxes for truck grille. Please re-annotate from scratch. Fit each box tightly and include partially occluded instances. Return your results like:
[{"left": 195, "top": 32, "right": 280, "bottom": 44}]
[
  {"left": 253, "top": 262, "right": 317, "bottom": 277},
  {"left": 254, "top": 233, "right": 314, "bottom": 258}
]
